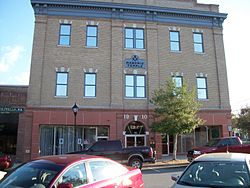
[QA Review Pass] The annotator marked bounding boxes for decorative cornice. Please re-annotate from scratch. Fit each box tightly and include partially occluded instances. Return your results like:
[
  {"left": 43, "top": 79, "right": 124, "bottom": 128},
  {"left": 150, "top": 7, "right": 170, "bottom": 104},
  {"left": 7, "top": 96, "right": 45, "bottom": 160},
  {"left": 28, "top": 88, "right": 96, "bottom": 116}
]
[{"left": 31, "top": 0, "right": 227, "bottom": 28}]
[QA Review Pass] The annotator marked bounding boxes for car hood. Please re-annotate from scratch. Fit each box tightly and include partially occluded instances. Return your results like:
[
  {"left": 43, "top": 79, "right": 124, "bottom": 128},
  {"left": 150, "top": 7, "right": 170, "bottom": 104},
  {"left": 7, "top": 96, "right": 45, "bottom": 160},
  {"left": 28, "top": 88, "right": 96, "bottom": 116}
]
[{"left": 191, "top": 146, "right": 218, "bottom": 153}]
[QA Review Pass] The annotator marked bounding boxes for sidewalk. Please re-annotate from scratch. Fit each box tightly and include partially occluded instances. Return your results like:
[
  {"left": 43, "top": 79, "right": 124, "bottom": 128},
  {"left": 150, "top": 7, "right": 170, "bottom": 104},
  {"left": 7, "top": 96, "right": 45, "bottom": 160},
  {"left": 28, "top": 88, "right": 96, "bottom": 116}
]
[{"left": 142, "top": 154, "right": 189, "bottom": 169}]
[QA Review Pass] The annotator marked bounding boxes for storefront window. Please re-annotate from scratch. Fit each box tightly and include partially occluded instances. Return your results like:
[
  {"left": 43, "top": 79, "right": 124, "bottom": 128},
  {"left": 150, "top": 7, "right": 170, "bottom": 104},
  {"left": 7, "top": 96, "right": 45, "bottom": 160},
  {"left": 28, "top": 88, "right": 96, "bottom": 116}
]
[{"left": 40, "top": 125, "right": 109, "bottom": 156}]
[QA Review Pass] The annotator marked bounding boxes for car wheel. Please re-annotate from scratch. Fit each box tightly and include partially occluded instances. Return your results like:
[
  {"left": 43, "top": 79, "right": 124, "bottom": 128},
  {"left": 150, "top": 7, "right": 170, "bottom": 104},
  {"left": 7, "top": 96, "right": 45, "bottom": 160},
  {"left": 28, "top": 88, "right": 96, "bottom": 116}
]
[{"left": 129, "top": 158, "right": 142, "bottom": 169}]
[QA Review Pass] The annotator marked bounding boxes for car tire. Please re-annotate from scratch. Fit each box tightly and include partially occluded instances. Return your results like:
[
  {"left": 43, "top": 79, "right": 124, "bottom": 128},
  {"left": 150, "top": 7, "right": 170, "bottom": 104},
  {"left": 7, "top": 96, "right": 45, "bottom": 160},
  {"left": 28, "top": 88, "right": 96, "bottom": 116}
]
[{"left": 129, "top": 157, "right": 142, "bottom": 169}]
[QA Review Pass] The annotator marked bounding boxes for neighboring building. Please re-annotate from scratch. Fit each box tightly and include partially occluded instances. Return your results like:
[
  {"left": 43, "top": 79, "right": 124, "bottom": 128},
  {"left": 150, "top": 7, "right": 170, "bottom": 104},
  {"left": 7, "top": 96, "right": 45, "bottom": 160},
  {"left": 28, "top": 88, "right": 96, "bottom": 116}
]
[
  {"left": 0, "top": 85, "right": 27, "bottom": 157},
  {"left": 17, "top": 0, "right": 231, "bottom": 162}
]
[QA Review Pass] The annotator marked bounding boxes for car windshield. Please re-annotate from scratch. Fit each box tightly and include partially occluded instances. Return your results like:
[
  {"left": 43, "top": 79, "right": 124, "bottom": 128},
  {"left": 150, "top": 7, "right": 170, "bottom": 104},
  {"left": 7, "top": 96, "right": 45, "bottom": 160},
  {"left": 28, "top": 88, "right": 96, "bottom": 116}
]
[
  {"left": 205, "top": 139, "right": 220, "bottom": 147},
  {"left": 0, "top": 160, "right": 63, "bottom": 188},
  {"left": 178, "top": 161, "right": 250, "bottom": 187}
]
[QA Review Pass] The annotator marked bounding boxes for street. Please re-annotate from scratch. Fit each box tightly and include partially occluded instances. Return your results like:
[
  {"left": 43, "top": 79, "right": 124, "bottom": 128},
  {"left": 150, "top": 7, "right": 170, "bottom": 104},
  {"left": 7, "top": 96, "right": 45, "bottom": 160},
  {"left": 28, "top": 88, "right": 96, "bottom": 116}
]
[{"left": 142, "top": 167, "right": 185, "bottom": 188}]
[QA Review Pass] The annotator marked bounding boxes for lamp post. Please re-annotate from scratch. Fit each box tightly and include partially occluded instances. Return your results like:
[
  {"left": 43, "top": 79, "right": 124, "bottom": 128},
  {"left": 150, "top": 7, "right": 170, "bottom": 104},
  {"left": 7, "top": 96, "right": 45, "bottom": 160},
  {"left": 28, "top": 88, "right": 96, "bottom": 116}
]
[{"left": 72, "top": 102, "right": 79, "bottom": 151}]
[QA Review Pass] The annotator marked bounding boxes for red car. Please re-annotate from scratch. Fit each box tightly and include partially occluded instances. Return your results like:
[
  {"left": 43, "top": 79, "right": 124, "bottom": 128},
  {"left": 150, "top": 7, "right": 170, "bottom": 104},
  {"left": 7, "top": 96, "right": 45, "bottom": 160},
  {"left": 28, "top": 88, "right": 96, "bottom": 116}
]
[
  {"left": 0, "top": 153, "right": 12, "bottom": 171},
  {"left": 0, "top": 154, "right": 144, "bottom": 188}
]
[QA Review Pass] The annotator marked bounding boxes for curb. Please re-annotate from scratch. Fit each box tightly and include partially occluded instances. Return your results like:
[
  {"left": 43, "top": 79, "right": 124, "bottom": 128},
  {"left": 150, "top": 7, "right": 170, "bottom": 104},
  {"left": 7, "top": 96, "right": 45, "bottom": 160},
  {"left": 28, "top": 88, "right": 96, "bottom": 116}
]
[{"left": 142, "top": 163, "right": 189, "bottom": 170}]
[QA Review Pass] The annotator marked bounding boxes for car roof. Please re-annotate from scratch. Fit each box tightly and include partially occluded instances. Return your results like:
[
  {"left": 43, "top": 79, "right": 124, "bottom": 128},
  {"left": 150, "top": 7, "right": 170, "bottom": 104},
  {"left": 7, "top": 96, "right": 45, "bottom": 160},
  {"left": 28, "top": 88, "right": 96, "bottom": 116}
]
[
  {"left": 195, "top": 152, "right": 250, "bottom": 162},
  {"left": 32, "top": 154, "right": 105, "bottom": 166}
]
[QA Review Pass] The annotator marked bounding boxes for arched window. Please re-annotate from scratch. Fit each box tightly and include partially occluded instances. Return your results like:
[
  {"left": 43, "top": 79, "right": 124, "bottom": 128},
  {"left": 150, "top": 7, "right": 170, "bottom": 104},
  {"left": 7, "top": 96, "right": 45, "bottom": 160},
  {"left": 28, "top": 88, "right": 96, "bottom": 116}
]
[{"left": 125, "top": 121, "right": 145, "bottom": 135}]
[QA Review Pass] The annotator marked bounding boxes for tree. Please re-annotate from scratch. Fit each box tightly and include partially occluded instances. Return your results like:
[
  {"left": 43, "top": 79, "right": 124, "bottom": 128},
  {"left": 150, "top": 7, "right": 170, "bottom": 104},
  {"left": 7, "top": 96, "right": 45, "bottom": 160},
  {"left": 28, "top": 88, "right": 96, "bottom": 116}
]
[
  {"left": 150, "top": 79, "right": 204, "bottom": 160},
  {"left": 236, "top": 106, "right": 250, "bottom": 136}
]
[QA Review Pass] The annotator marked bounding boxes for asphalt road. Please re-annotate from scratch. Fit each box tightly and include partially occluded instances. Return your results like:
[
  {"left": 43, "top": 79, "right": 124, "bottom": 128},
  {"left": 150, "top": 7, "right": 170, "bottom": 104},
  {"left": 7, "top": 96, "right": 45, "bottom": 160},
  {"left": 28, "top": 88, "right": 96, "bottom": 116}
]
[{"left": 142, "top": 167, "right": 185, "bottom": 188}]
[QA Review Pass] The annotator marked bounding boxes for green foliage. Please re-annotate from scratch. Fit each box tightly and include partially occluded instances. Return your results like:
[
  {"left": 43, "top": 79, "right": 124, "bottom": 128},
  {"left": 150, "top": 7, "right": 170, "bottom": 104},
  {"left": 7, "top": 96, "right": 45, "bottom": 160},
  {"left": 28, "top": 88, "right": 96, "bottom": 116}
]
[
  {"left": 236, "top": 106, "right": 250, "bottom": 131},
  {"left": 150, "top": 79, "right": 204, "bottom": 135}
]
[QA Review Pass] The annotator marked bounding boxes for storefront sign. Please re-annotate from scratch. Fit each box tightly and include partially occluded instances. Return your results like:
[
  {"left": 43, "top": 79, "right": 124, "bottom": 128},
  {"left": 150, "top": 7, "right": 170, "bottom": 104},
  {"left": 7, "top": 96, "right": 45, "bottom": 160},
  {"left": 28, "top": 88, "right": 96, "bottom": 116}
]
[
  {"left": 124, "top": 55, "right": 145, "bottom": 69},
  {"left": 0, "top": 106, "right": 24, "bottom": 113},
  {"left": 123, "top": 114, "right": 148, "bottom": 120}
]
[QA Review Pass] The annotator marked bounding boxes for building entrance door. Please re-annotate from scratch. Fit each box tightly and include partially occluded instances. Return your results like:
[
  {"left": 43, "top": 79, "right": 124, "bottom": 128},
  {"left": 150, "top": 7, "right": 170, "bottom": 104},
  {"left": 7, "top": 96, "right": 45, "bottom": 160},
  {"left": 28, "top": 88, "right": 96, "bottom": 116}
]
[{"left": 124, "top": 121, "right": 146, "bottom": 147}]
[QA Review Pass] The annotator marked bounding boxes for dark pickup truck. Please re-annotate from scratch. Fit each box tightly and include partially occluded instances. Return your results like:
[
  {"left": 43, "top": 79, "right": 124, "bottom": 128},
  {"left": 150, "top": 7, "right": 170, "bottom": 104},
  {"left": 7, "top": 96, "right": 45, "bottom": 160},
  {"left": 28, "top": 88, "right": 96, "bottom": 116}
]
[
  {"left": 69, "top": 140, "right": 155, "bottom": 169},
  {"left": 187, "top": 137, "right": 250, "bottom": 162}
]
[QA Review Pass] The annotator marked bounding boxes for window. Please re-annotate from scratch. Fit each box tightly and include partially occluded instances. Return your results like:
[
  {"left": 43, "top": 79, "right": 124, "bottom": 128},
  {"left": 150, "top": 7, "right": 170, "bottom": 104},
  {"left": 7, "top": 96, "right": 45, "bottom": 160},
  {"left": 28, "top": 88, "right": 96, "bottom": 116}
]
[
  {"left": 58, "top": 24, "right": 71, "bottom": 46},
  {"left": 172, "top": 76, "right": 183, "bottom": 88},
  {"left": 193, "top": 33, "right": 204, "bottom": 53},
  {"left": 86, "top": 25, "right": 98, "bottom": 47},
  {"left": 197, "top": 77, "right": 208, "bottom": 99},
  {"left": 170, "top": 31, "right": 180, "bottom": 51},
  {"left": 59, "top": 163, "right": 87, "bottom": 187},
  {"left": 125, "top": 28, "right": 144, "bottom": 49},
  {"left": 89, "top": 160, "right": 127, "bottom": 182},
  {"left": 125, "top": 75, "right": 145, "bottom": 98},
  {"left": 56, "top": 72, "right": 68, "bottom": 97},
  {"left": 84, "top": 73, "right": 96, "bottom": 97}
]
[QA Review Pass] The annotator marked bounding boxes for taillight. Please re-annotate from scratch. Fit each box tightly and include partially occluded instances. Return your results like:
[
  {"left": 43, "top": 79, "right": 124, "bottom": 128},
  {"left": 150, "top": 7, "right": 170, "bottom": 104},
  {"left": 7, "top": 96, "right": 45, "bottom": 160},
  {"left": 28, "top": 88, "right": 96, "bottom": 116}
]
[{"left": 149, "top": 148, "right": 153, "bottom": 157}]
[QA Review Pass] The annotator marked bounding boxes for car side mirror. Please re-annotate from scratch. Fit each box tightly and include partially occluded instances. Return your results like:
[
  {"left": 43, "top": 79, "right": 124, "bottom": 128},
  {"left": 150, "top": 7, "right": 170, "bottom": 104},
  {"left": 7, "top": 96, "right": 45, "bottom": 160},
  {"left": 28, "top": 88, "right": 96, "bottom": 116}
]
[
  {"left": 171, "top": 174, "right": 179, "bottom": 182},
  {"left": 57, "top": 183, "right": 73, "bottom": 188}
]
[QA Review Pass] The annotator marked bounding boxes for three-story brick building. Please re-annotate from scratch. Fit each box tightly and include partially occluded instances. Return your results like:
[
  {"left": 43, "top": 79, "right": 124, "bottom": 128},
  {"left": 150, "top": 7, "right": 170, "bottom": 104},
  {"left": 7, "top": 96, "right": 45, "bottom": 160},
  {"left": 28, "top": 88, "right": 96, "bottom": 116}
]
[{"left": 17, "top": 0, "right": 231, "bottom": 162}]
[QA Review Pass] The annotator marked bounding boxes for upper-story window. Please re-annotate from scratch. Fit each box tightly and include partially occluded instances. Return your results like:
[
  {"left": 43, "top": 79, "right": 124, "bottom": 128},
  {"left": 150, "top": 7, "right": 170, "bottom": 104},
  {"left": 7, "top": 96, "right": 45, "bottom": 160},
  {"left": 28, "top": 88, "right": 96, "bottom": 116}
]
[
  {"left": 84, "top": 73, "right": 96, "bottom": 97},
  {"left": 86, "top": 25, "right": 98, "bottom": 47},
  {"left": 56, "top": 72, "right": 68, "bottom": 97},
  {"left": 170, "top": 31, "right": 181, "bottom": 52},
  {"left": 193, "top": 33, "right": 204, "bottom": 53},
  {"left": 172, "top": 76, "right": 183, "bottom": 88},
  {"left": 125, "top": 28, "right": 144, "bottom": 49},
  {"left": 59, "top": 24, "right": 71, "bottom": 46},
  {"left": 125, "top": 75, "right": 146, "bottom": 98},
  {"left": 196, "top": 77, "right": 208, "bottom": 99}
]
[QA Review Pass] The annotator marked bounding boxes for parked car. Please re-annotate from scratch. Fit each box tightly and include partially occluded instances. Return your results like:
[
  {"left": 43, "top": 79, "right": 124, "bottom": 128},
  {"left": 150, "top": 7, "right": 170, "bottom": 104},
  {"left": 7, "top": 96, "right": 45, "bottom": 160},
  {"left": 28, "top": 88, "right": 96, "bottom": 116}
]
[
  {"left": 0, "top": 152, "right": 12, "bottom": 171},
  {"left": 68, "top": 140, "right": 155, "bottom": 169},
  {"left": 187, "top": 137, "right": 250, "bottom": 162},
  {"left": 0, "top": 154, "right": 144, "bottom": 188},
  {"left": 171, "top": 153, "right": 250, "bottom": 188}
]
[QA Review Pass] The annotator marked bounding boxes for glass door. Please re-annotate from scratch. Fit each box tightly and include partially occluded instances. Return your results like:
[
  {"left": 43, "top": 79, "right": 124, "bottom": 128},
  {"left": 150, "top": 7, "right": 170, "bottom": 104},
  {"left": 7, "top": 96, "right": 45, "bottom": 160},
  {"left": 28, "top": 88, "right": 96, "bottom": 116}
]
[{"left": 125, "top": 135, "right": 146, "bottom": 147}]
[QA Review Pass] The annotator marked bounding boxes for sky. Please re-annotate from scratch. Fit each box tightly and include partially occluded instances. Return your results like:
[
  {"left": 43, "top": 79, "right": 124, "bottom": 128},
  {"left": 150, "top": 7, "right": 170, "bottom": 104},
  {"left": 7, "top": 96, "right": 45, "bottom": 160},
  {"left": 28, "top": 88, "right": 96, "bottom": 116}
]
[{"left": 0, "top": 0, "right": 250, "bottom": 113}]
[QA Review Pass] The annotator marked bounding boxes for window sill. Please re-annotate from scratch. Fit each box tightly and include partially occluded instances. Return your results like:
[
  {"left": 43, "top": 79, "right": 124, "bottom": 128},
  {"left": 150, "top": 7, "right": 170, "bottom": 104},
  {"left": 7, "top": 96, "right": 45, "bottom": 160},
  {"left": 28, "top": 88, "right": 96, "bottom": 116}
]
[
  {"left": 83, "top": 96, "right": 96, "bottom": 99},
  {"left": 85, "top": 46, "right": 98, "bottom": 49},
  {"left": 124, "top": 48, "right": 146, "bottom": 51},
  {"left": 194, "top": 52, "right": 205, "bottom": 55},
  {"left": 124, "top": 97, "right": 147, "bottom": 100},
  {"left": 54, "top": 96, "right": 68, "bottom": 98},
  {"left": 170, "top": 50, "right": 182, "bottom": 53},
  {"left": 57, "top": 45, "right": 71, "bottom": 48}
]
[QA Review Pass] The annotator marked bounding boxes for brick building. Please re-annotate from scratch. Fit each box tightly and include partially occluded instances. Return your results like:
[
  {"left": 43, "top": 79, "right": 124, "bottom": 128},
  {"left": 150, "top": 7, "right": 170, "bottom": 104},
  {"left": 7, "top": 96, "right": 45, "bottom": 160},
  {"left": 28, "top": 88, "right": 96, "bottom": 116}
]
[{"left": 17, "top": 0, "right": 231, "bottom": 162}]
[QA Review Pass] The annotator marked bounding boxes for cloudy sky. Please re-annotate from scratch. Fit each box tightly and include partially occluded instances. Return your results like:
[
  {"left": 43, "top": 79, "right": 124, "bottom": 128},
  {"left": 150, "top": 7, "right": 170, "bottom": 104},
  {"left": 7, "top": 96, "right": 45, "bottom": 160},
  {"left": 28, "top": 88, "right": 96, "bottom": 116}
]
[{"left": 0, "top": 0, "right": 250, "bottom": 113}]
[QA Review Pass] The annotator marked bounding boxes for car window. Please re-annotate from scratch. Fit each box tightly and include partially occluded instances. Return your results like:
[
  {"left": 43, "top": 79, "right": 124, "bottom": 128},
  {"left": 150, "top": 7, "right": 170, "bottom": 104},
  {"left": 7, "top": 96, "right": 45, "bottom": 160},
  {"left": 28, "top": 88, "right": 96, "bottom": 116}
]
[
  {"left": 218, "top": 138, "right": 230, "bottom": 146},
  {"left": 57, "top": 163, "right": 87, "bottom": 187},
  {"left": 178, "top": 161, "right": 250, "bottom": 187},
  {"left": 88, "top": 160, "right": 127, "bottom": 182},
  {"left": 0, "top": 161, "right": 62, "bottom": 188}
]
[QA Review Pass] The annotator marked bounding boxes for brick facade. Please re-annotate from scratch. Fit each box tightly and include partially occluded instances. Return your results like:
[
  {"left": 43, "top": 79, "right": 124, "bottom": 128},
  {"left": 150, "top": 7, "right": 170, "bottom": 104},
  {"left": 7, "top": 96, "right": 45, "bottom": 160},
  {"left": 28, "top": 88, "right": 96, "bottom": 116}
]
[{"left": 16, "top": 0, "right": 231, "bottom": 162}]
